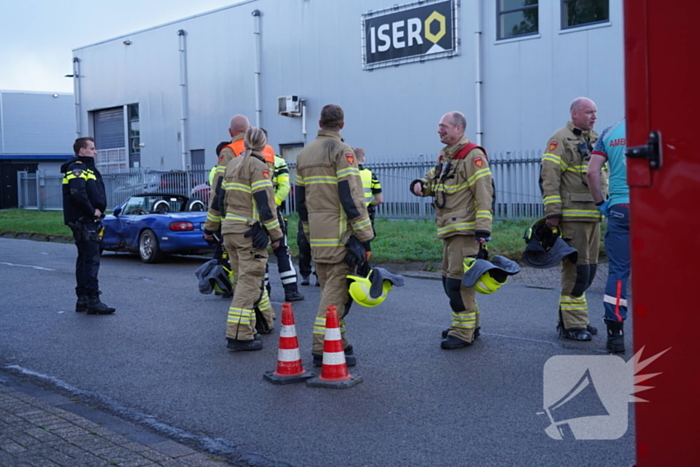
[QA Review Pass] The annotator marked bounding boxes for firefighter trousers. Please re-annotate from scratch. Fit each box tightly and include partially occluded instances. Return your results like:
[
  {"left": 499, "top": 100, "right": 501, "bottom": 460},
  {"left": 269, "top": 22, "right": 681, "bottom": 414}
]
[
  {"left": 559, "top": 220, "right": 601, "bottom": 329},
  {"left": 223, "top": 232, "right": 269, "bottom": 341},
  {"left": 312, "top": 261, "right": 353, "bottom": 355},
  {"left": 265, "top": 211, "right": 299, "bottom": 292},
  {"left": 442, "top": 235, "right": 481, "bottom": 343}
]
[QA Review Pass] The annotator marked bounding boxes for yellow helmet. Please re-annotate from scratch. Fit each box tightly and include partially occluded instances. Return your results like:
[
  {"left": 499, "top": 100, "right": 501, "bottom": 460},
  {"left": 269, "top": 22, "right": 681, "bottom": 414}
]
[
  {"left": 347, "top": 271, "right": 393, "bottom": 307},
  {"left": 463, "top": 257, "right": 508, "bottom": 295}
]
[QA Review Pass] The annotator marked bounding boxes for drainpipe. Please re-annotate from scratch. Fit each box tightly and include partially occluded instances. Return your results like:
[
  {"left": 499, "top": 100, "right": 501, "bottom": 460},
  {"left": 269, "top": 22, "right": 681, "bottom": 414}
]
[
  {"left": 474, "top": 0, "right": 483, "bottom": 145},
  {"left": 72, "top": 57, "right": 82, "bottom": 136},
  {"left": 252, "top": 9, "right": 262, "bottom": 128},
  {"left": 178, "top": 29, "right": 189, "bottom": 170}
]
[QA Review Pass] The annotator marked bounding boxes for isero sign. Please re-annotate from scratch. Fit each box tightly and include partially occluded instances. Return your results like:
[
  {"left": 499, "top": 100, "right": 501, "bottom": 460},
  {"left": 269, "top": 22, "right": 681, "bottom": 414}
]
[{"left": 362, "top": 0, "right": 457, "bottom": 69}]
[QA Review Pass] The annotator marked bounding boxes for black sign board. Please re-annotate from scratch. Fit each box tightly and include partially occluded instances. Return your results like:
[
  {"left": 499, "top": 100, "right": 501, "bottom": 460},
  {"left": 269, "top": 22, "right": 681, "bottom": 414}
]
[{"left": 363, "top": 0, "right": 457, "bottom": 69}]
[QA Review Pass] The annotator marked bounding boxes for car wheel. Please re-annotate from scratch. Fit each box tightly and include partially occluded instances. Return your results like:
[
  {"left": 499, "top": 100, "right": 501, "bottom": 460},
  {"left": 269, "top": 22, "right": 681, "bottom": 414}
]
[
  {"left": 188, "top": 199, "right": 205, "bottom": 211},
  {"left": 139, "top": 229, "right": 164, "bottom": 263}
]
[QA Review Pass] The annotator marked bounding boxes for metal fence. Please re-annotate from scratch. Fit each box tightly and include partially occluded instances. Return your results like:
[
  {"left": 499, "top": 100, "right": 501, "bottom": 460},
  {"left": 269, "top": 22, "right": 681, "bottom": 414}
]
[{"left": 17, "top": 150, "right": 544, "bottom": 220}]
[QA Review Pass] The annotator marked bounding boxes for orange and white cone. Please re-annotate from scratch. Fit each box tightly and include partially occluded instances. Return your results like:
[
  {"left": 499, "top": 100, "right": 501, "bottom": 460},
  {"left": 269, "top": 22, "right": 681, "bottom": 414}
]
[
  {"left": 264, "top": 303, "right": 315, "bottom": 385},
  {"left": 307, "top": 306, "right": 363, "bottom": 388}
]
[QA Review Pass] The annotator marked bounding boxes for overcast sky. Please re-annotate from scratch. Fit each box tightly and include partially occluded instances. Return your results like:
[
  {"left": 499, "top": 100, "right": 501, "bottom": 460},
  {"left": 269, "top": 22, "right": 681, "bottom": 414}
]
[{"left": 0, "top": 0, "right": 241, "bottom": 93}]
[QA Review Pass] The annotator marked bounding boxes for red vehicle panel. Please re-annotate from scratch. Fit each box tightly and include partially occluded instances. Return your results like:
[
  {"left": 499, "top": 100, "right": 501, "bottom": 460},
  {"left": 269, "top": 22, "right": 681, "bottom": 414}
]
[{"left": 626, "top": 0, "right": 700, "bottom": 464}]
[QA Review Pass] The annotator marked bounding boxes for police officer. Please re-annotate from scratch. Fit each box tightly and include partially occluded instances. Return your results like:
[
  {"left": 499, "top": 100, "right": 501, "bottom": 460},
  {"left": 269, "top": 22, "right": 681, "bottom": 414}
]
[
  {"left": 540, "top": 97, "right": 601, "bottom": 341},
  {"left": 354, "top": 147, "right": 383, "bottom": 236},
  {"left": 410, "top": 111, "right": 493, "bottom": 349},
  {"left": 587, "top": 119, "right": 628, "bottom": 353},
  {"left": 260, "top": 129, "right": 304, "bottom": 302},
  {"left": 220, "top": 127, "right": 283, "bottom": 351},
  {"left": 61, "top": 137, "right": 115, "bottom": 315},
  {"left": 295, "top": 104, "right": 374, "bottom": 365}
]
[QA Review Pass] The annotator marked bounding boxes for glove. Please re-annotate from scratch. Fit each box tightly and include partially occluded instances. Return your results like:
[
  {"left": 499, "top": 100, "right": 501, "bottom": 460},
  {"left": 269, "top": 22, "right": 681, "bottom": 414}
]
[
  {"left": 475, "top": 230, "right": 491, "bottom": 242},
  {"left": 245, "top": 223, "right": 270, "bottom": 250},
  {"left": 597, "top": 200, "right": 610, "bottom": 217},
  {"left": 345, "top": 236, "right": 368, "bottom": 270}
]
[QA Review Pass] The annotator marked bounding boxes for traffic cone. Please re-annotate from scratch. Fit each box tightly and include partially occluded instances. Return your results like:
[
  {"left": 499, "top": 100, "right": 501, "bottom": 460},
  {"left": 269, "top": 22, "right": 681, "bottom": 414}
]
[
  {"left": 307, "top": 306, "right": 363, "bottom": 389},
  {"left": 264, "top": 303, "right": 315, "bottom": 385}
]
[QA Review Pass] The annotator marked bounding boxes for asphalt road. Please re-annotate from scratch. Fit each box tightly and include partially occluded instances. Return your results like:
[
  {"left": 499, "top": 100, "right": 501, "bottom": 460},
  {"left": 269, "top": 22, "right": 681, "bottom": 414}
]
[{"left": 0, "top": 237, "right": 635, "bottom": 467}]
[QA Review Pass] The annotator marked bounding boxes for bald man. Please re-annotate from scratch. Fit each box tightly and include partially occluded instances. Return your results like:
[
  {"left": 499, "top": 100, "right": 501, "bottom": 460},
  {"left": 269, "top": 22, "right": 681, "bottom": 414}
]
[
  {"left": 410, "top": 111, "right": 493, "bottom": 350},
  {"left": 540, "top": 97, "right": 601, "bottom": 341}
]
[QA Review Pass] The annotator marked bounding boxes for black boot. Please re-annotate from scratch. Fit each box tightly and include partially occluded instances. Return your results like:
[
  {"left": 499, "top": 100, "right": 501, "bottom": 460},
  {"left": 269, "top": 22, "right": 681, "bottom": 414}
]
[
  {"left": 300, "top": 274, "right": 310, "bottom": 286},
  {"left": 227, "top": 336, "right": 263, "bottom": 351},
  {"left": 557, "top": 321, "right": 592, "bottom": 341},
  {"left": 284, "top": 284, "right": 304, "bottom": 302},
  {"left": 442, "top": 327, "right": 480, "bottom": 339},
  {"left": 606, "top": 321, "right": 625, "bottom": 353},
  {"left": 86, "top": 292, "right": 115, "bottom": 315},
  {"left": 75, "top": 295, "right": 89, "bottom": 313}
]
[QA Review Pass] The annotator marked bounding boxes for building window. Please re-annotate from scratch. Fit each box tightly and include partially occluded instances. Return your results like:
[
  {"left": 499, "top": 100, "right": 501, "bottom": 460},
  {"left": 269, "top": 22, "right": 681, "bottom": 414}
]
[
  {"left": 561, "top": 0, "right": 609, "bottom": 29},
  {"left": 128, "top": 104, "right": 140, "bottom": 168},
  {"left": 498, "top": 0, "right": 539, "bottom": 40}
]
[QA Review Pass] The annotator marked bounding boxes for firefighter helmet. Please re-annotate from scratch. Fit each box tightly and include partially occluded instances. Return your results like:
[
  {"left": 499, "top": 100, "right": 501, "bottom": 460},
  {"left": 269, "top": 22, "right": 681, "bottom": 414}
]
[
  {"left": 347, "top": 270, "right": 393, "bottom": 307},
  {"left": 462, "top": 257, "right": 507, "bottom": 294}
]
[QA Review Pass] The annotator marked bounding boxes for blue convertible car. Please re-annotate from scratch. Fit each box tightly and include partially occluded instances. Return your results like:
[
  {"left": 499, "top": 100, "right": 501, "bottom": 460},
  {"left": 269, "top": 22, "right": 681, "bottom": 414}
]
[{"left": 102, "top": 193, "right": 213, "bottom": 263}]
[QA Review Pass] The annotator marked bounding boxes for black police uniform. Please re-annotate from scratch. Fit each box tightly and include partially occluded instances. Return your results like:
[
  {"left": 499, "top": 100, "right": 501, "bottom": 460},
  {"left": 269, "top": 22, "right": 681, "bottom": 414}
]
[{"left": 61, "top": 156, "right": 115, "bottom": 314}]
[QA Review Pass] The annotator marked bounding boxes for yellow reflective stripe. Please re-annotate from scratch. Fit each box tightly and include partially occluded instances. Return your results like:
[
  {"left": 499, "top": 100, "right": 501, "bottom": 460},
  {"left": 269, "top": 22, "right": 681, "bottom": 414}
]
[
  {"left": 263, "top": 218, "right": 280, "bottom": 231},
  {"left": 437, "top": 222, "right": 476, "bottom": 235},
  {"left": 225, "top": 214, "right": 248, "bottom": 222},
  {"left": 475, "top": 210, "right": 492, "bottom": 219},
  {"left": 564, "top": 165, "right": 587, "bottom": 173},
  {"left": 451, "top": 311, "right": 477, "bottom": 329},
  {"left": 313, "top": 317, "right": 326, "bottom": 335},
  {"left": 206, "top": 212, "right": 220, "bottom": 222},
  {"left": 258, "top": 293, "right": 271, "bottom": 311},
  {"left": 305, "top": 176, "right": 337, "bottom": 185},
  {"left": 227, "top": 307, "right": 254, "bottom": 324},
  {"left": 351, "top": 217, "right": 372, "bottom": 230},
  {"left": 337, "top": 167, "right": 360, "bottom": 178},
  {"left": 223, "top": 181, "right": 252, "bottom": 193},
  {"left": 310, "top": 238, "right": 343, "bottom": 247},
  {"left": 216, "top": 165, "right": 226, "bottom": 174},
  {"left": 542, "top": 154, "right": 562, "bottom": 164},
  {"left": 251, "top": 180, "right": 272, "bottom": 190},
  {"left": 466, "top": 168, "right": 491, "bottom": 186},
  {"left": 562, "top": 209, "right": 601, "bottom": 217},
  {"left": 543, "top": 195, "right": 561, "bottom": 205},
  {"left": 559, "top": 295, "right": 588, "bottom": 311},
  {"left": 295, "top": 174, "right": 305, "bottom": 185}
]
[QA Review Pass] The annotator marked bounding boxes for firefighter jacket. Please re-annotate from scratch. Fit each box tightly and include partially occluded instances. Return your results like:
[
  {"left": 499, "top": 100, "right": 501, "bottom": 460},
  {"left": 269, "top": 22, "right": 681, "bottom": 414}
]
[
  {"left": 359, "top": 165, "right": 382, "bottom": 206},
  {"left": 415, "top": 136, "right": 493, "bottom": 240},
  {"left": 205, "top": 135, "right": 246, "bottom": 233},
  {"left": 295, "top": 130, "right": 374, "bottom": 264},
  {"left": 540, "top": 121, "right": 602, "bottom": 222},
  {"left": 220, "top": 150, "right": 283, "bottom": 242},
  {"left": 61, "top": 156, "right": 107, "bottom": 225},
  {"left": 272, "top": 155, "right": 290, "bottom": 207}
]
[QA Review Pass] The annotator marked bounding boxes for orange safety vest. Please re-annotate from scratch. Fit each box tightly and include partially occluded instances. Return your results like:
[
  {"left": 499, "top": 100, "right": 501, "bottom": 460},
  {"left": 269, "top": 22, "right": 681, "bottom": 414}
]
[{"left": 226, "top": 141, "right": 274, "bottom": 164}]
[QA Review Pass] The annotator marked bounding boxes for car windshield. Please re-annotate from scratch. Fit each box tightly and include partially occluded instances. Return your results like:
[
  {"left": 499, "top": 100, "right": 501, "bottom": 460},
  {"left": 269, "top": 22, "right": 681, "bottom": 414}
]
[{"left": 122, "top": 195, "right": 186, "bottom": 214}]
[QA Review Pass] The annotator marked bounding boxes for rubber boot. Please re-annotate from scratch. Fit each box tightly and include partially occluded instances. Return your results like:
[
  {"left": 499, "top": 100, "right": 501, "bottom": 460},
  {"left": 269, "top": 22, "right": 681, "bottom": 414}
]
[
  {"left": 606, "top": 321, "right": 625, "bottom": 353},
  {"left": 283, "top": 283, "right": 304, "bottom": 302},
  {"left": 227, "top": 336, "right": 263, "bottom": 351},
  {"left": 86, "top": 292, "right": 115, "bottom": 315},
  {"left": 75, "top": 295, "right": 89, "bottom": 313}
]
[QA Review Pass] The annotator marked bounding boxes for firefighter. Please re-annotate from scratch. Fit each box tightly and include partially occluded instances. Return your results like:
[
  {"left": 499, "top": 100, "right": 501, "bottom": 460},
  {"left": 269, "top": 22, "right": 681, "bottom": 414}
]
[
  {"left": 587, "top": 119, "right": 629, "bottom": 353},
  {"left": 354, "top": 147, "right": 383, "bottom": 237},
  {"left": 260, "top": 129, "right": 304, "bottom": 302},
  {"left": 220, "top": 127, "right": 283, "bottom": 351},
  {"left": 540, "top": 97, "right": 601, "bottom": 341},
  {"left": 410, "top": 111, "right": 493, "bottom": 349},
  {"left": 295, "top": 104, "right": 374, "bottom": 366},
  {"left": 61, "top": 137, "right": 115, "bottom": 315}
]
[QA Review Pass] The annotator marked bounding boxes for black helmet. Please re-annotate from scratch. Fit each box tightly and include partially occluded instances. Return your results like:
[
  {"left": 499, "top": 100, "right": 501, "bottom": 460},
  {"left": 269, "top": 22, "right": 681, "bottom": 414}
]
[{"left": 521, "top": 218, "right": 578, "bottom": 269}]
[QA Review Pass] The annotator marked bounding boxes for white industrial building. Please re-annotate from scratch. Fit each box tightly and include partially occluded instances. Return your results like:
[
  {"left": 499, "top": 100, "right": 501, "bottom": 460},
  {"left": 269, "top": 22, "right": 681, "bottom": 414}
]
[
  {"left": 70, "top": 0, "right": 622, "bottom": 173},
  {"left": 0, "top": 90, "right": 74, "bottom": 208}
]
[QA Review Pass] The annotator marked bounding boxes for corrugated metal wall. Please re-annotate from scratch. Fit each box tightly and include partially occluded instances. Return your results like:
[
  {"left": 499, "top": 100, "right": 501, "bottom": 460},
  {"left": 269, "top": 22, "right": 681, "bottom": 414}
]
[
  {"left": 0, "top": 91, "right": 74, "bottom": 154},
  {"left": 73, "top": 0, "right": 624, "bottom": 170}
]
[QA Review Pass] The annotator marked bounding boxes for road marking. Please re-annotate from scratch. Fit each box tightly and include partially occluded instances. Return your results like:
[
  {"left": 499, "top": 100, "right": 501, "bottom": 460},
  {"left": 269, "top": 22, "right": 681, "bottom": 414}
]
[{"left": 0, "top": 262, "right": 55, "bottom": 271}]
